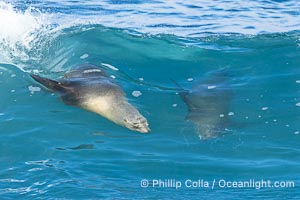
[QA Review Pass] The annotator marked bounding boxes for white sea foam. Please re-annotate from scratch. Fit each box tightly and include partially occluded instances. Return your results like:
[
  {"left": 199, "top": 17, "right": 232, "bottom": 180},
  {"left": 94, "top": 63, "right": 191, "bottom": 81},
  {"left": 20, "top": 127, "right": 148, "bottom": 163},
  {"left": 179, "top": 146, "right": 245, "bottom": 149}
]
[{"left": 0, "top": 2, "right": 52, "bottom": 64}]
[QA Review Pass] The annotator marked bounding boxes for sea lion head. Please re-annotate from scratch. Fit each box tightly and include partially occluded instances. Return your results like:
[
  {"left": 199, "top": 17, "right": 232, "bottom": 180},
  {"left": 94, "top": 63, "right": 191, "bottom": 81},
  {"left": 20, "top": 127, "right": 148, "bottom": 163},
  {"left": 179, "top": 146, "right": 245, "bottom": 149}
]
[
  {"left": 121, "top": 104, "right": 150, "bottom": 133},
  {"left": 82, "top": 94, "right": 150, "bottom": 133}
]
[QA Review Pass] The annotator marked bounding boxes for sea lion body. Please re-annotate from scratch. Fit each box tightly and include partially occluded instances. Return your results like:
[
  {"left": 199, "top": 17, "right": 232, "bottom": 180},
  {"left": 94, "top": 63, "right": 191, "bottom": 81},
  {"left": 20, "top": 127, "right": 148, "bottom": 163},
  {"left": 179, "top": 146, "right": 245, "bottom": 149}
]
[
  {"left": 31, "top": 64, "right": 150, "bottom": 133},
  {"left": 180, "top": 70, "right": 232, "bottom": 139}
]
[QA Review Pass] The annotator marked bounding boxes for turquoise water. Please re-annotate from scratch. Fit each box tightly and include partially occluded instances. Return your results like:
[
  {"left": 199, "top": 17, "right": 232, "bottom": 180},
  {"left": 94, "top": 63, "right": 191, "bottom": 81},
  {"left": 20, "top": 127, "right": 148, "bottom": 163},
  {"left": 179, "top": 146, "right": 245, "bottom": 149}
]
[{"left": 0, "top": 1, "right": 300, "bottom": 199}]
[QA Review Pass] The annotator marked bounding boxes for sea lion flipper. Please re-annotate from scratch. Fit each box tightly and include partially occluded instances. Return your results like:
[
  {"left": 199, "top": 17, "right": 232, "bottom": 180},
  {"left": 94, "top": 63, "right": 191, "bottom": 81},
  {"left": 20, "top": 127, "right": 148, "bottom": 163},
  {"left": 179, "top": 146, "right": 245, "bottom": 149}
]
[{"left": 30, "top": 74, "right": 72, "bottom": 93}]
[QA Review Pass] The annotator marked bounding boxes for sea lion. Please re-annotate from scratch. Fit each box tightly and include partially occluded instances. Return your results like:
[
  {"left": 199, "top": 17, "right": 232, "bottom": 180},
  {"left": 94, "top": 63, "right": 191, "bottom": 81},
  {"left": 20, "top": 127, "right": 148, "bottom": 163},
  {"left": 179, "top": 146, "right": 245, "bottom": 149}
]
[
  {"left": 30, "top": 64, "right": 150, "bottom": 133},
  {"left": 179, "top": 69, "right": 233, "bottom": 139}
]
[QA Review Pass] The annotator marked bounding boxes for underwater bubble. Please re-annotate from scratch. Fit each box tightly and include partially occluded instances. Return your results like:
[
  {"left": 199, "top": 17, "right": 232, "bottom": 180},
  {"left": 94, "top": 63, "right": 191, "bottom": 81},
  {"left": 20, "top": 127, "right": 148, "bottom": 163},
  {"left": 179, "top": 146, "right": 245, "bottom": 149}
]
[
  {"left": 296, "top": 80, "right": 300, "bottom": 84},
  {"left": 132, "top": 90, "right": 142, "bottom": 97},
  {"left": 11, "top": 74, "right": 16, "bottom": 77},
  {"left": 219, "top": 114, "right": 225, "bottom": 118},
  {"left": 208, "top": 85, "right": 216, "bottom": 90},
  {"left": 262, "top": 107, "right": 269, "bottom": 111},
  {"left": 187, "top": 78, "right": 193, "bottom": 82},
  {"left": 139, "top": 77, "right": 144, "bottom": 81},
  {"left": 228, "top": 112, "right": 234, "bottom": 116},
  {"left": 110, "top": 75, "right": 116, "bottom": 79},
  {"left": 28, "top": 85, "right": 41, "bottom": 94},
  {"left": 80, "top": 54, "right": 89, "bottom": 59},
  {"left": 172, "top": 104, "right": 177, "bottom": 107},
  {"left": 294, "top": 131, "right": 299, "bottom": 135},
  {"left": 296, "top": 102, "right": 300, "bottom": 107},
  {"left": 11, "top": 89, "right": 15, "bottom": 93}
]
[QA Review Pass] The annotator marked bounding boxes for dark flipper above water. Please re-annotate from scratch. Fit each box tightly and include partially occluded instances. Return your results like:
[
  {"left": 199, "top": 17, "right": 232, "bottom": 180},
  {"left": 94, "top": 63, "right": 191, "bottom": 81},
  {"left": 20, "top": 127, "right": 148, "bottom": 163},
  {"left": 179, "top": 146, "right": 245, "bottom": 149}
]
[{"left": 30, "top": 74, "right": 73, "bottom": 94}]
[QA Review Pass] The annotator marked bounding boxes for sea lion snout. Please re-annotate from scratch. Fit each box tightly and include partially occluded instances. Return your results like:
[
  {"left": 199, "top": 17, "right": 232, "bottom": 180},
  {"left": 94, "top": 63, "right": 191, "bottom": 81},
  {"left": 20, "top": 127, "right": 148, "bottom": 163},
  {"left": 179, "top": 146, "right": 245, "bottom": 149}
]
[{"left": 123, "top": 116, "right": 150, "bottom": 133}]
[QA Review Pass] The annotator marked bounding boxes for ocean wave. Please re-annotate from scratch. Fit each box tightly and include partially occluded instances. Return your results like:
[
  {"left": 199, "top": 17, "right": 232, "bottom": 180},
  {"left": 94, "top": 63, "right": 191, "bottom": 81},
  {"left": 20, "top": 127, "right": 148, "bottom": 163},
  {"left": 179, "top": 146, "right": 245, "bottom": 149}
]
[{"left": 0, "top": 1, "right": 300, "bottom": 71}]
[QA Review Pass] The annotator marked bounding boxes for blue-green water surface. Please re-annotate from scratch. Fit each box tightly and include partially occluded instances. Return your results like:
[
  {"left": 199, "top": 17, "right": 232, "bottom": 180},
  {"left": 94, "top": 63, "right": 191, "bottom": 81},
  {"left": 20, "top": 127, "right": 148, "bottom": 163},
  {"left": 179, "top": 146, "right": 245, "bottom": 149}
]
[{"left": 0, "top": 1, "right": 300, "bottom": 199}]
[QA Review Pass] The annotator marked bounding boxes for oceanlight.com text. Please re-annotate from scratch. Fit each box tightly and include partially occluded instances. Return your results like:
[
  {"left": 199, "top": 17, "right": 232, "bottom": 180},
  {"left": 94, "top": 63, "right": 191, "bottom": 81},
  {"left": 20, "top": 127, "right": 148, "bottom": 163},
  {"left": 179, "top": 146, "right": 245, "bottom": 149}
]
[{"left": 140, "top": 179, "right": 295, "bottom": 190}]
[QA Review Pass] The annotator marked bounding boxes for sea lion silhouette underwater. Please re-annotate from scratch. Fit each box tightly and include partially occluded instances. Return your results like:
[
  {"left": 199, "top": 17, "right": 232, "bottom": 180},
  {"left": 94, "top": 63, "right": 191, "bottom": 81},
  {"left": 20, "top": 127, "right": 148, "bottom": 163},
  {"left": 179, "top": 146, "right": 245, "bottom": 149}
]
[
  {"left": 175, "top": 69, "right": 233, "bottom": 140},
  {"left": 30, "top": 64, "right": 150, "bottom": 133}
]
